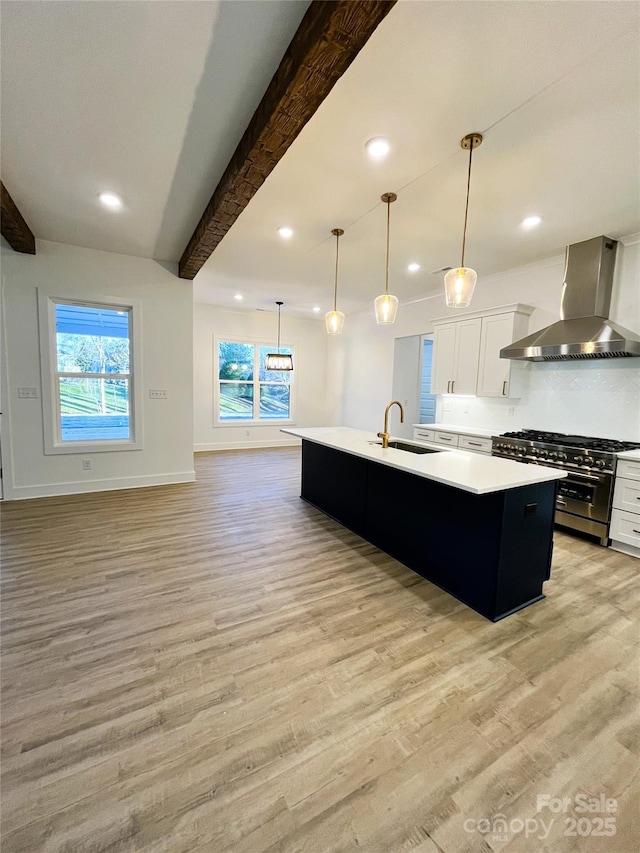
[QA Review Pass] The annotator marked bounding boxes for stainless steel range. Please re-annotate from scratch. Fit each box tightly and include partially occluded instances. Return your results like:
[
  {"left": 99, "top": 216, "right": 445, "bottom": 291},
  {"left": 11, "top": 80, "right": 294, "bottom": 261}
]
[{"left": 492, "top": 430, "right": 640, "bottom": 546}]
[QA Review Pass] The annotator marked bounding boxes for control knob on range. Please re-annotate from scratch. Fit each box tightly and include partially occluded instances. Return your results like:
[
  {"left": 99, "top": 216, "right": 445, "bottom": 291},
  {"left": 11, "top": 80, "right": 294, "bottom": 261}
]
[
  {"left": 583, "top": 457, "right": 594, "bottom": 467},
  {"left": 595, "top": 460, "right": 606, "bottom": 468},
  {"left": 573, "top": 455, "right": 582, "bottom": 463},
  {"left": 557, "top": 452, "right": 567, "bottom": 461}
]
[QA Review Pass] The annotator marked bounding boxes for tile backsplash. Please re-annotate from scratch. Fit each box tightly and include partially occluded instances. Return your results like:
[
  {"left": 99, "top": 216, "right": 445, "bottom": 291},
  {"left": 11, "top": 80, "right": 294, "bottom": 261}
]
[{"left": 439, "top": 359, "right": 640, "bottom": 440}]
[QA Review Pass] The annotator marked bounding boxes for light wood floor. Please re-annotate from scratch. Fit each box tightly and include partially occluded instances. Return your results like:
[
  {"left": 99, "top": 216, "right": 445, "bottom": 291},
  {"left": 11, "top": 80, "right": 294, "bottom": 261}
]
[{"left": 1, "top": 448, "right": 638, "bottom": 852}]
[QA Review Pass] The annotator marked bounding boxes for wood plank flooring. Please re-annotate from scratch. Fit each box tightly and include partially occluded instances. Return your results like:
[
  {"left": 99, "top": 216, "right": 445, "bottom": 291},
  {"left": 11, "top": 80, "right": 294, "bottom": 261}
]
[{"left": 1, "top": 448, "right": 639, "bottom": 852}]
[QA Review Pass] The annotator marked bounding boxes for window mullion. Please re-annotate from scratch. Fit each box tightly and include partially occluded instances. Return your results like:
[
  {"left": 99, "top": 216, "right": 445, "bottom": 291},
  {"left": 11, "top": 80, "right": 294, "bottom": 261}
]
[{"left": 254, "top": 348, "right": 260, "bottom": 420}]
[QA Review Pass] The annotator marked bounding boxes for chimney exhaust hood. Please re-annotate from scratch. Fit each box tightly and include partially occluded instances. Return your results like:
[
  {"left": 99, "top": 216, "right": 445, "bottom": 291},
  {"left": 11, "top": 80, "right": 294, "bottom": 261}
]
[{"left": 500, "top": 236, "right": 640, "bottom": 361}]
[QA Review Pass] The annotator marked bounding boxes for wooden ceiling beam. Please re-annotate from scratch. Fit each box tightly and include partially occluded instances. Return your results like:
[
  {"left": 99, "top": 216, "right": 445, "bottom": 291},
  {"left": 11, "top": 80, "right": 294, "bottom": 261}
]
[
  {"left": 179, "top": 0, "right": 396, "bottom": 280},
  {"left": 1, "top": 181, "right": 36, "bottom": 254}
]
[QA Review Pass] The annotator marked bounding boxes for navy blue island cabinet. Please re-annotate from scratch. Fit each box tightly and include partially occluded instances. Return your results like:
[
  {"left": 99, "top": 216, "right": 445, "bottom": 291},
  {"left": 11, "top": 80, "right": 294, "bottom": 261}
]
[{"left": 300, "top": 440, "right": 558, "bottom": 622}]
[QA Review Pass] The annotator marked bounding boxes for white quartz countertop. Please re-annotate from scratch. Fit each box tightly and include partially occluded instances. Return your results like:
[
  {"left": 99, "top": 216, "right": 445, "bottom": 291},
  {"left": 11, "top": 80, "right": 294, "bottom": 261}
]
[
  {"left": 412, "top": 423, "right": 497, "bottom": 438},
  {"left": 282, "top": 427, "right": 566, "bottom": 495},
  {"left": 617, "top": 448, "right": 640, "bottom": 461}
]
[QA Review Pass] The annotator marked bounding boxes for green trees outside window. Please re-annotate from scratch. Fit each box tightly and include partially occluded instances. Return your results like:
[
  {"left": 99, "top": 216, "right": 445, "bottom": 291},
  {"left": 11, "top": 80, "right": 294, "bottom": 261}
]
[{"left": 218, "top": 341, "right": 292, "bottom": 422}]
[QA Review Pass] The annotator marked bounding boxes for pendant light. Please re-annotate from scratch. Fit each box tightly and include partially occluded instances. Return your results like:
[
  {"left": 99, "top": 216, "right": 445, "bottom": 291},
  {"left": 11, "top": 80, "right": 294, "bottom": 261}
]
[
  {"left": 444, "top": 132, "right": 483, "bottom": 308},
  {"left": 325, "top": 228, "right": 345, "bottom": 335},
  {"left": 265, "top": 301, "right": 293, "bottom": 371},
  {"left": 374, "top": 192, "right": 399, "bottom": 324}
]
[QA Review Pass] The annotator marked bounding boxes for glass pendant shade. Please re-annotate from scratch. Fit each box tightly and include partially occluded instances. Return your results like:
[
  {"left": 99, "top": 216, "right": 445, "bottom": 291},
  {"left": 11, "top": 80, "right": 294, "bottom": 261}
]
[
  {"left": 444, "top": 267, "right": 477, "bottom": 308},
  {"left": 325, "top": 309, "right": 345, "bottom": 335},
  {"left": 374, "top": 293, "right": 399, "bottom": 324}
]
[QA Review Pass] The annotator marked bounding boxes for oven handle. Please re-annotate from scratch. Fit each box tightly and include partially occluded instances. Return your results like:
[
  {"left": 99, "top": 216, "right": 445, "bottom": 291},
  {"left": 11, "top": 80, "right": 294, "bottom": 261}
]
[{"left": 564, "top": 470, "right": 606, "bottom": 483}]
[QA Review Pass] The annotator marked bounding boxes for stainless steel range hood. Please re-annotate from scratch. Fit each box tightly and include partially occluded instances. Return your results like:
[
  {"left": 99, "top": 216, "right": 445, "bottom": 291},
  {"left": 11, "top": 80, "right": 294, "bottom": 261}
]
[{"left": 500, "top": 236, "right": 640, "bottom": 361}]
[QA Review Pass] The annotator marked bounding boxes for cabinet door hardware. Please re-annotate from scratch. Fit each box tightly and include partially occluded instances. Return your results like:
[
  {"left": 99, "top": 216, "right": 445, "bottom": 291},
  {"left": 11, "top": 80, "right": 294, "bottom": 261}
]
[
  {"left": 502, "top": 380, "right": 508, "bottom": 396},
  {"left": 451, "top": 380, "right": 455, "bottom": 393},
  {"left": 468, "top": 441, "right": 482, "bottom": 447}
]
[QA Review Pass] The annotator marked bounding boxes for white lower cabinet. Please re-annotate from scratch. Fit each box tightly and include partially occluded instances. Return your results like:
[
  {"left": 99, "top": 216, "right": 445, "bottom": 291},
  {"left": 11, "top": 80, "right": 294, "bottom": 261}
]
[
  {"left": 434, "top": 431, "right": 458, "bottom": 447},
  {"left": 611, "top": 459, "right": 640, "bottom": 557},
  {"left": 458, "top": 434, "right": 492, "bottom": 454},
  {"left": 412, "top": 428, "right": 492, "bottom": 455}
]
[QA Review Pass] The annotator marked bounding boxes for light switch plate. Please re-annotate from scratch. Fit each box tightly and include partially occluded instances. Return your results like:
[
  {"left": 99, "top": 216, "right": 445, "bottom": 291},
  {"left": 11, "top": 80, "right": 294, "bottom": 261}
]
[
  {"left": 18, "top": 387, "right": 38, "bottom": 399},
  {"left": 149, "top": 389, "right": 168, "bottom": 399}
]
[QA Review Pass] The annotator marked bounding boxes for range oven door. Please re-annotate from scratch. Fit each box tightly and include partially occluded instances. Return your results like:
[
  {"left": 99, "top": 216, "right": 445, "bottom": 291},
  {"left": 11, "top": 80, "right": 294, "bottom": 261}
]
[
  {"left": 555, "top": 469, "right": 613, "bottom": 525},
  {"left": 490, "top": 449, "right": 613, "bottom": 525}
]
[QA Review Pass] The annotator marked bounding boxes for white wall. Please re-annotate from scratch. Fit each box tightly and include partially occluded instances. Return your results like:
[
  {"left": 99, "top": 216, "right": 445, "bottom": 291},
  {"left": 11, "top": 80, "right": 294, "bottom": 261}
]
[
  {"left": 193, "top": 303, "right": 337, "bottom": 450},
  {"left": 1, "top": 240, "right": 195, "bottom": 499},
  {"left": 340, "top": 240, "right": 640, "bottom": 441}
]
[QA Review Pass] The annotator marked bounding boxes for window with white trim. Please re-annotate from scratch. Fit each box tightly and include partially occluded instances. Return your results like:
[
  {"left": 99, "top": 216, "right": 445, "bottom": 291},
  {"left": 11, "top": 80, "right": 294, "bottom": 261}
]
[
  {"left": 38, "top": 293, "right": 143, "bottom": 453},
  {"left": 216, "top": 340, "right": 293, "bottom": 423}
]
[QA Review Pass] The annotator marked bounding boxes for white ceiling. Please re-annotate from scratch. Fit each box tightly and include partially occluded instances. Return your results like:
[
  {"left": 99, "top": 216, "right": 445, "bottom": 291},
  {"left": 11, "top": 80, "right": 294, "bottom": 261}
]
[
  {"left": 2, "top": 1, "right": 639, "bottom": 320},
  {"left": 0, "top": 0, "right": 309, "bottom": 260}
]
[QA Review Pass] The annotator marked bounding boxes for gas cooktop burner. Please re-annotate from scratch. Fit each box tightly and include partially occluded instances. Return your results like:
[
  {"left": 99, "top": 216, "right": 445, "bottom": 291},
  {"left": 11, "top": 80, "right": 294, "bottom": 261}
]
[{"left": 500, "top": 430, "right": 640, "bottom": 454}]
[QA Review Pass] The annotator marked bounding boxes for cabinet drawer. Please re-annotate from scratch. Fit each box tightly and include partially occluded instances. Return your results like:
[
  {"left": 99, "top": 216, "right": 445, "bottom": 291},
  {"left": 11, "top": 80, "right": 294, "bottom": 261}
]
[
  {"left": 617, "top": 460, "right": 640, "bottom": 482},
  {"left": 610, "top": 509, "right": 640, "bottom": 549},
  {"left": 613, "top": 477, "right": 640, "bottom": 513},
  {"left": 434, "top": 431, "right": 459, "bottom": 446},
  {"left": 459, "top": 434, "right": 492, "bottom": 454},
  {"left": 413, "top": 428, "right": 435, "bottom": 442}
]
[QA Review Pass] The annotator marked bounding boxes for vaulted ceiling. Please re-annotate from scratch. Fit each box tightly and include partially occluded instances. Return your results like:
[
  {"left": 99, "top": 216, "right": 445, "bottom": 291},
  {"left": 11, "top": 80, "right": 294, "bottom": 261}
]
[{"left": 2, "top": 1, "right": 639, "bottom": 318}]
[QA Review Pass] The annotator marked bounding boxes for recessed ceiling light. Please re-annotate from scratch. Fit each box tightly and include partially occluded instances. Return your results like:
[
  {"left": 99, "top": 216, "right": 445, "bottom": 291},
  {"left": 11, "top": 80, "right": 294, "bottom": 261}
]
[
  {"left": 312, "top": 306, "right": 321, "bottom": 313},
  {"left": 365, "top": 137, "right": 390, "bottom": 159},
  {"left": 521, "top": 215, "right": 542, "bottom": 230},
  {"left": 407, "top": 263, "right": 421, "bottom": 273},
  {"left": 98, "top": 192, "right": 123, "bottom": 210},
  {"left": 278, "top": 226, "right": 293, "bottom": 239},
  {"left": 234, "top": 294, "right": 243, "bottom": 301}
]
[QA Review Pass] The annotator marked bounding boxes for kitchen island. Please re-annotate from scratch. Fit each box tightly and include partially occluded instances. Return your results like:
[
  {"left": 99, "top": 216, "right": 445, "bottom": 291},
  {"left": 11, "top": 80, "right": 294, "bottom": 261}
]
[{"left": 282, "top": 427, "right": 567, "bottom": 621}]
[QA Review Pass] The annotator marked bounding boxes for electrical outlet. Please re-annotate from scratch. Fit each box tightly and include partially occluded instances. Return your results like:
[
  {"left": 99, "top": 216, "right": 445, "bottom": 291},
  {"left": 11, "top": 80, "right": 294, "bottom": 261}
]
[
  {"left": 508, "top": 406, "right": 515, "bottom": 416},
  {"left": 18, "top": 387, "right": 38, "bottom": 399},
  {"left": 149, "top": 389, "right": 168, "bottom": 399},
  {"left": 443, "top": 403, "right": 452, "bottom": 413},
  {"left": 245, "top": 430, "right": 250, "bottom": 437},
  {"left": 82, "top": 459, "right": 92, "bottom": 470},
  {"left": 463, "top": 403, "right": 470, "bottom": 414}
]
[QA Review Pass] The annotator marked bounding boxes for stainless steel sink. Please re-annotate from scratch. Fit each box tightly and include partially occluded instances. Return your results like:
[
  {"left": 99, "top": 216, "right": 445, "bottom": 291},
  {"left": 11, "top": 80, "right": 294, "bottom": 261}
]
[{"left": 373, "top": 440, "right": 440, "bottom": 454}]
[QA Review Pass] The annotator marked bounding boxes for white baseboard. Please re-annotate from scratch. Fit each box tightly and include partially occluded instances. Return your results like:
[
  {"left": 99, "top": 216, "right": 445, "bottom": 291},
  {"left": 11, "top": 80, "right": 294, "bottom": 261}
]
[
  {"left": 194, "top": 439, "right": 301, "bottom": 452},
  {"left": 4, "top": 470, "right": 196, "bottom": 501}
]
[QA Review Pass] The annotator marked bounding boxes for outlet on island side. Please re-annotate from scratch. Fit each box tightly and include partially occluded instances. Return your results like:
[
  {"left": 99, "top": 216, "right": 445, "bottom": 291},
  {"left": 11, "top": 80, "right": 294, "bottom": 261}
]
[{"left": 82, "top": 459, "right": 92, "bottom": 471}]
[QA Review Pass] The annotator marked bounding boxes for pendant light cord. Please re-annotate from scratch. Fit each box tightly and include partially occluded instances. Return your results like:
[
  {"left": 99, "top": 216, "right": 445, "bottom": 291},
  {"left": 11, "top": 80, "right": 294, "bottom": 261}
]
[
  {"left": 460, "top": 137, "right": 475, "bottom": 269},
  {"left": 333, "top": 231, "right": 340, "bottom": 312},
  {"left": 276, "top": 301, "right": 282, "bottom": 353},
  {"left": 385, "top": 198, "right": 391, "bottom": 295}
]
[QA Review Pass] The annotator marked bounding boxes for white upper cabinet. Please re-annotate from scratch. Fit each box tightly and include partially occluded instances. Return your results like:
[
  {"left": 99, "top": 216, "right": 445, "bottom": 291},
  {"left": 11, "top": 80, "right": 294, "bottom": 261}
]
[
  {"left": 431, "top": 318, "right": 481, "bottom": 395},
  {"left": 432, "top": 304, "right": 533, "bottom": 398},
  {"left": 477, "top": 310, "right": 531, "bottom": 397}
]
